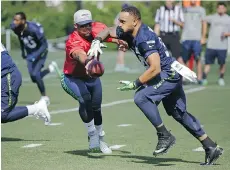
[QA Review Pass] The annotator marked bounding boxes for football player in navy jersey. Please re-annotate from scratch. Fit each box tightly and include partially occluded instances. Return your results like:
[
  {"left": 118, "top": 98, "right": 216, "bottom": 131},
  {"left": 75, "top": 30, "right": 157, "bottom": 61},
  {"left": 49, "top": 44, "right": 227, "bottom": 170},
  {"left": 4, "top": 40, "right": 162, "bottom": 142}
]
[
  {"left": 88, "top": 6, "right": 223, "bottom": 165},
  {"left": 10, "top": 12, "right": 61, "bottom": 105},
  {"left": 1, "top": 43, "right": 51, "bottom": 124}
]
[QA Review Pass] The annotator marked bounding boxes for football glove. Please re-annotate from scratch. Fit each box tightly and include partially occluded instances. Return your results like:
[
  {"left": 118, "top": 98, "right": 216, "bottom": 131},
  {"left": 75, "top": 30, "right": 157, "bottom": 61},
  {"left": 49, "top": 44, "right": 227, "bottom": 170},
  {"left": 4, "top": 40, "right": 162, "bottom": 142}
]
[
  {"left": 117, "top": 80, "right": 136, "bottom": 91},
  {"left": 87, "top": 39, "right": 107, "bottom": 58},
  {"left": 171, "top": 61, "right": 197, "bottom": 83}
]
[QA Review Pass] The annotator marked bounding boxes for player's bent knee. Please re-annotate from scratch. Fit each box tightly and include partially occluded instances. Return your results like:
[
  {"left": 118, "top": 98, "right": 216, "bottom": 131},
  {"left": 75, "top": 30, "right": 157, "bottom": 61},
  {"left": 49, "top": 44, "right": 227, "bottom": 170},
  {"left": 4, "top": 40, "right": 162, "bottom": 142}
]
[
  {"left": 30, "top": 75, "right": 37, "bottom": 83},
  {"left": 134, "top": 93, "right": 149, "bottom": 106},
  {"left": 1, "top": 112, "right": 9, "bottom": 123}
]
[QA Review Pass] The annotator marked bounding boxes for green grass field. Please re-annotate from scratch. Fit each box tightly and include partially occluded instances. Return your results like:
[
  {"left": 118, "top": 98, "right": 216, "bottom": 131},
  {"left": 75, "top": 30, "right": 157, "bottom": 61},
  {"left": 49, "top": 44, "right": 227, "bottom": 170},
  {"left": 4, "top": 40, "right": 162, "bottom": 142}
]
[{"left": 2, "top": 50, "right": 230, "bottom": 170}]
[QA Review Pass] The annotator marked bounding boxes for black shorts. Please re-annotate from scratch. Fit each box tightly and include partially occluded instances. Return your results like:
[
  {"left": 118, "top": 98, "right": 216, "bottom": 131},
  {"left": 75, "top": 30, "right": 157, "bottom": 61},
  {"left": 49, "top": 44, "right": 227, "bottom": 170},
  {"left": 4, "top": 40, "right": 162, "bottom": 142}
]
[{"left": 160, "top": 32, "right": 181, "bottom": 59}]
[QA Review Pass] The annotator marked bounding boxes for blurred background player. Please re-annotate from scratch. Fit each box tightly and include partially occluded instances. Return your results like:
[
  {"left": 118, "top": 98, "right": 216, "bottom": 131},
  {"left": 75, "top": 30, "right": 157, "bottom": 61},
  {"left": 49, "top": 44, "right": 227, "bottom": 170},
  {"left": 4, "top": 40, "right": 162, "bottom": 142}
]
[
  {"left": 154, "top": 0, "right": 185, "bottom": 64},
  {"left": 1, "top": 43, "right": 51, "bottom": 124},
  {"left": 113, "top": 3, "right": 130, "bottom": 72},
  {"left": 88, "top": 6, "right": 223, "bottom": 165},
  {"left": 10, "top": 12, "right": 61, "bottom": 104},
  {"left": 61, "top": 9, "right": 120, "bottom": 154},
  {"left": 181, "top": 0, "right": 206, "bottom": 84},
  {"left": 202, "top": 2, "right": 230, "bottom": 86}
]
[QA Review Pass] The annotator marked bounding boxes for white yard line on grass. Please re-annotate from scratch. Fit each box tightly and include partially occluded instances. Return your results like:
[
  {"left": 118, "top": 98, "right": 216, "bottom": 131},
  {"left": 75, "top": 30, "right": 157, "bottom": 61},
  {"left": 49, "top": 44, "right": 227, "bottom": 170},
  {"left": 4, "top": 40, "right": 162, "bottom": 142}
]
[
  {"left": 50, "top": 87, "right": 206, "bottom": 115},
  {"left": 22, "top": 144, "right": 43, "bottom": 148}
]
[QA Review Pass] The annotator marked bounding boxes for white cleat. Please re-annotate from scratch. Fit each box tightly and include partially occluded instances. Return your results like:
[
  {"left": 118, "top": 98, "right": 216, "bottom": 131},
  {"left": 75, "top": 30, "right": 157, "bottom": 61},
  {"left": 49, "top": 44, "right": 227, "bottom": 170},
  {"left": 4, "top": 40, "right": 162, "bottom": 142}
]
[
  {"left": 99, "top": 131, "right": 112, "bottom": 154},
  {"left": 49, "top": 61, "right": 62, "bottom": 78},
  {"left": 88, "top": 130, "right": 100, "bottom": 152},
  {"left": 40, "top": 96, "right": 50, "bottom": 106},
  {"left": 34, "top": 99, "right": 51, "bottom": 125},
  {"left": 218, "top": 78, "right": 225, "bottom": 86}
]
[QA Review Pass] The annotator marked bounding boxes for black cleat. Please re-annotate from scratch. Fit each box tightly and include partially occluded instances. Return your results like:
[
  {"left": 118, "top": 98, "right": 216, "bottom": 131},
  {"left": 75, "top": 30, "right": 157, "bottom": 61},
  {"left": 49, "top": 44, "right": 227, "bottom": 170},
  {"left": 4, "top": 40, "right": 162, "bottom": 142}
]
[
  {"left": 201, "top": 146, "right": 224, "bottom": 165},
  {"left": 153, "top": 132, "right": 176, "bottom": 156}
]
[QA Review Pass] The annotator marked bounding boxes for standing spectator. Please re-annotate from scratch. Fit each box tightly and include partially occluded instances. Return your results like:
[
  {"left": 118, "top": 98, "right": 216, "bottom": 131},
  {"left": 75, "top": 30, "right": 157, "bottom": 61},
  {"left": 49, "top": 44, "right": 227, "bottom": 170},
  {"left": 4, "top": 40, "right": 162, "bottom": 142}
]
[
  {"left": 202, "top": 2, "right": 230, "bottom": 86},
  {"left": 181, "top": 0, "right": 206, "bottom": 84},
  {"left": 114, "top": 3, "right": 130, "bottom": 72},
  {"left": 154, "top": 0, "right": 185, "bottom": 64}
]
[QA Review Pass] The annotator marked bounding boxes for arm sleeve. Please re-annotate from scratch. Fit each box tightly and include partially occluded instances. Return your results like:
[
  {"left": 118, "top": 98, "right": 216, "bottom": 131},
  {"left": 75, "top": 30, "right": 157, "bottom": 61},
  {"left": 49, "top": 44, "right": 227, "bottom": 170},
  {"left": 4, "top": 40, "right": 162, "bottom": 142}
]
[
  {"left": 154, "top": 9, "right": 160, "bottom": 23},
  {"left": 179, "top": 6, "right": 184, "bottom": 22},
  {"left": 203, "top": 15, "right": 213, "bottom": 23},
  {"left": 18, "top": 37, "right": 26, "bottom": 58},
  {"left": 138, "top": 37, "right": 158, "bottom": 60}
]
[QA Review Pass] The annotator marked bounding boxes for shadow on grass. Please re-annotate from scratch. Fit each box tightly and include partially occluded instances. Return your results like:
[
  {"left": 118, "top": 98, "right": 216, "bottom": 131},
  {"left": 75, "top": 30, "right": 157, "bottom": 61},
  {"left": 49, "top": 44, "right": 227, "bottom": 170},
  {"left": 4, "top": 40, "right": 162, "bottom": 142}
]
[
  {"left": 64, "top": 149, "right": 201, "bottom": 166},
  {"left": 1, "top": 137, "right": 50, "bottom": 142}
]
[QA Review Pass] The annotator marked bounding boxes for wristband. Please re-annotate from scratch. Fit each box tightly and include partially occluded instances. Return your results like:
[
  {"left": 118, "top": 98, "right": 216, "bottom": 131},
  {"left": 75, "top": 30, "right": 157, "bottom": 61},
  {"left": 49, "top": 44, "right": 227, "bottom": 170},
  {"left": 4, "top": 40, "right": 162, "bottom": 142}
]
[
  {"left": 134, "top": 78, "right": 143, "bottom": 88},
  {"left": 95, "top": 37, "right": 103, "bottom": 43}
]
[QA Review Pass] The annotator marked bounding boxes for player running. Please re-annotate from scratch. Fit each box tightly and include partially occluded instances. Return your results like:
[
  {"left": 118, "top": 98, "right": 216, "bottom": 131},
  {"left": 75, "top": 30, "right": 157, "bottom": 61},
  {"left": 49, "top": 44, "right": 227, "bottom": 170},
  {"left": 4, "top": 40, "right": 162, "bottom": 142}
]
[
  {"left": 1, "top": 43, "right": 51, "bottom": 124},
  {"left": 88, "top": 6, "right": 223, "bottom": 165},
  {"left": 10, "top": 12, "right": 62, "bottom": 105},
  {"left": 61, "top": 9, "right": 122, "bottom": 153}
]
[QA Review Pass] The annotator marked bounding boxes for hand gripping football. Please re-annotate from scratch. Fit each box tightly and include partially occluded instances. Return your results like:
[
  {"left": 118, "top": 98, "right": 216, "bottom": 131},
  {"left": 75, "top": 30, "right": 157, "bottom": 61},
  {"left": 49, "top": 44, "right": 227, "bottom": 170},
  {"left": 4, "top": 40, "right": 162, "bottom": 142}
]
[{"left": 86, "top": 59, "right": 104, "bottom": 78}]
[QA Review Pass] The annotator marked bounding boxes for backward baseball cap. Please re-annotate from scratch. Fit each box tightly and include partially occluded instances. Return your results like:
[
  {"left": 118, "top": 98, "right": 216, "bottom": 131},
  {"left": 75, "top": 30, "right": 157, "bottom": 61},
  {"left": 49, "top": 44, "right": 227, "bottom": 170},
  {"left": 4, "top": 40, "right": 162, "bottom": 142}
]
[{"left": 74, "top": 9, "right": 93, "bottom": 25}]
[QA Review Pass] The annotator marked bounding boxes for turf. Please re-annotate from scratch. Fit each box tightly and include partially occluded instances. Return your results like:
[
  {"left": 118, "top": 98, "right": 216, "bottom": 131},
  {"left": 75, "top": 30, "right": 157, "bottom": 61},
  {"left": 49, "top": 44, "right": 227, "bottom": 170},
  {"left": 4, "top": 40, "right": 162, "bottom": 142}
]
[{"left": 2, "top": 50, "right": 230, "bottom": 170}]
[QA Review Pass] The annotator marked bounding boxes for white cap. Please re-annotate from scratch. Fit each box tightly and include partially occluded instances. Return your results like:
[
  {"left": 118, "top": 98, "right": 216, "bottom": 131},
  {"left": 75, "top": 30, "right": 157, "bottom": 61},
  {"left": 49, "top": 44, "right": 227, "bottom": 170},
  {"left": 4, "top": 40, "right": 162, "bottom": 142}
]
[{"left": 74, "top": 9, "right": 93, "bottom": 25}]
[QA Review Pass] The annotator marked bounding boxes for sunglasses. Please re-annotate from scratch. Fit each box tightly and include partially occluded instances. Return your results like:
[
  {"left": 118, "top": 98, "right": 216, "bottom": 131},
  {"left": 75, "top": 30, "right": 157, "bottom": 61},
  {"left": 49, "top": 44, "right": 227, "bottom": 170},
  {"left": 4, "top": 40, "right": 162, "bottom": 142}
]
[{"left": 77, "top": 23, "right": 92, "bottom": 29}]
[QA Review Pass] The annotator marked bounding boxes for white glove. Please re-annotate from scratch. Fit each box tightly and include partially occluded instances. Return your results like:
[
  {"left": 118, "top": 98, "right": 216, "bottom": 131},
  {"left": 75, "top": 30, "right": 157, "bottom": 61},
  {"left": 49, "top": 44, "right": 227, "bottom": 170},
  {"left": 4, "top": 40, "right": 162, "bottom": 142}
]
[
  {"left": 87, "top": 39, "right": 107, "bottom": 58},
  {"left": 171, "top": 61, "right": 197, "bottom": 83}
]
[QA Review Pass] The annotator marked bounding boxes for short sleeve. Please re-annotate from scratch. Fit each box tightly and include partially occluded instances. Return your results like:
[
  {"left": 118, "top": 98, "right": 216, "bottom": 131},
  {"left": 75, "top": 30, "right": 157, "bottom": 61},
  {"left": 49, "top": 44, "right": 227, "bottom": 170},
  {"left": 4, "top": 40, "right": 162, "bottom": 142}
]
[
  {"left": 138, "top": 39, "right": 158, "bottom": 60},
  {"left": 203, "top": 15, "right": 214, "bottom": 23},
  {"left": 66, "top": 39, "right": 85, "bottom": 57}
]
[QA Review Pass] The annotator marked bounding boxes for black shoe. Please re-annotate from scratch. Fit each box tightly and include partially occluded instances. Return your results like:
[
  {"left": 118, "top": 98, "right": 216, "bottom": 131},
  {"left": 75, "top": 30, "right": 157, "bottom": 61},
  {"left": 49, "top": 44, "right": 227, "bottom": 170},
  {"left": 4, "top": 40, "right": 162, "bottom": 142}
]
[
  {"left": 153, "top": 132, "right": 176, "bottom": 156},
  {"left": 201, "top": 146, "right": 224, "bottom": 165}
]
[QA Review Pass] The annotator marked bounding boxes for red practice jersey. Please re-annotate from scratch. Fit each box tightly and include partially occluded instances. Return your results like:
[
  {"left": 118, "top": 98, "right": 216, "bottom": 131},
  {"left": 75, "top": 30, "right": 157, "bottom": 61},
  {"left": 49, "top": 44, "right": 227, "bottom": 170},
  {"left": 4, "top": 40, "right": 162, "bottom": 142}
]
[{"left": 64, "top": 22, "right": 107, "bottom": 77}]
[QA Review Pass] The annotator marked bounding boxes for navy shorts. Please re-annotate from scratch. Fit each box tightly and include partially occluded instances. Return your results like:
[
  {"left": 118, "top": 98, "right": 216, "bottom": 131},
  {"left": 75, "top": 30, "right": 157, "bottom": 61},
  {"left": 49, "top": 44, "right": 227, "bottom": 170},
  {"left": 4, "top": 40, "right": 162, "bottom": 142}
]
[
  {"left": 205, "top": 48, "right": 227, "bottom": 65},
  {"left": 27, "top": 51, "right": 47, "bottom": 78},
  {"left": 61, "top": 74, "right": 102, "bottom": 108},
  {"left": 182, "top": 40, "right": 202, "bottom": 62},
  {"left": 1, "top": 67, "right": 22, "bottom": 115},
  {"left": 134, "top": 71, "right": 186, "bottom": 116}
]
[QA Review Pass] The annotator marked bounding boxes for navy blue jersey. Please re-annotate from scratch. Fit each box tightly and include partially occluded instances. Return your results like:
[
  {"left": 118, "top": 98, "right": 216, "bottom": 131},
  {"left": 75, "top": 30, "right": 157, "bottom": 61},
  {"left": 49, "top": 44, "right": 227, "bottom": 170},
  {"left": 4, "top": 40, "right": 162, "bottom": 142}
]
[
  {"left": 118, "top": 24, "right": 175, "bottom": 76},
  {"left": 11, "top": 21, "right": 48, "bottom": 59},
  {"left": 1, "top": 44, "right": 16, "bottom": 77}
]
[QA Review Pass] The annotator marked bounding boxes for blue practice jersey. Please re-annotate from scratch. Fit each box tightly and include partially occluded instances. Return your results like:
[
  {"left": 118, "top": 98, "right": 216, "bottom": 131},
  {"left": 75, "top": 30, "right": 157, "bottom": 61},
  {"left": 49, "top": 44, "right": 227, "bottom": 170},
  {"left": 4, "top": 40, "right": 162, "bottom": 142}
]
[
  {"left": 1, "top": 43, "right": 16, "bottom": 77},
  {"left": 11, "top": 21, "right": 48, "bottom": 59},
  {"left": 118, "top": 24, "right": 175, "bottom": 78}
]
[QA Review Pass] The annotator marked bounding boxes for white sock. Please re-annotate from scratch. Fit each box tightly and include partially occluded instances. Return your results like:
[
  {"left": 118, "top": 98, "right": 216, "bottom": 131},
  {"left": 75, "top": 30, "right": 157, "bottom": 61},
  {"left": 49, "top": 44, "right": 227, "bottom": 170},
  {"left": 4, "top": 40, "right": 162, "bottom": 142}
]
[
  {"left": 85, "top": 119, "right": 96, "bottom": 135},
  {"left": 95, "top": 125, "right": 103, "bottom": 134},
  {"left": 26, "top": 104, "right": 38, "bottom": 115}
]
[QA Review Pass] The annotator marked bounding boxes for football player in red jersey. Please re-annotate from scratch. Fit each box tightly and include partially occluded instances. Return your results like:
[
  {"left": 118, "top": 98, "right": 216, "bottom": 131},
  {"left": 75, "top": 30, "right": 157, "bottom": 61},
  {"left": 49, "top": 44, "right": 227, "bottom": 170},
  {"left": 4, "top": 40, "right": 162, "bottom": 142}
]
[{"left": 61, "top": 9, "right": 124, "bottom": 153}]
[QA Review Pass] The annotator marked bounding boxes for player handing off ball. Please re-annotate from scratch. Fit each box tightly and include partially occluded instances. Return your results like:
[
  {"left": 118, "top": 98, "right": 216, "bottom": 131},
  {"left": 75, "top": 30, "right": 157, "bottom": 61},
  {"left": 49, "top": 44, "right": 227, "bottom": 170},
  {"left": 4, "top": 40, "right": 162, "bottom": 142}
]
[{"left": 61, "top": 9, "right": 123, "bottom": 153}]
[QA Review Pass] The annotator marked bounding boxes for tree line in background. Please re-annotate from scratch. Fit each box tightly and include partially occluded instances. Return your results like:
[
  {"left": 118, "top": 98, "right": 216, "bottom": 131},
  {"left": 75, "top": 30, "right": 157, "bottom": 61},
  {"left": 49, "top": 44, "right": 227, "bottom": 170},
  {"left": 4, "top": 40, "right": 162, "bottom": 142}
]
[{"left": 1, "top": 1, "right": 230, "bottom": 49}]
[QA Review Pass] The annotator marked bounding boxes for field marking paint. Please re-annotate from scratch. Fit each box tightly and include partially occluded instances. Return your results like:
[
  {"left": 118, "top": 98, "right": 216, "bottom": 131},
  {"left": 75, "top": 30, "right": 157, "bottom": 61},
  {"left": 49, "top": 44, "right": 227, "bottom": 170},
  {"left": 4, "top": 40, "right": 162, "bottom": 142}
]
[
  {"left": 50, "top": 87, "right": 206, "bottom": 115},
  {"left": 109, "top": 145, "right": 126, "bottom": 150},
  {"left": 22, "top": 144, "right": 43, "bottom": 148},
  {"left": 47, "top": 123, "right": 63, "bottom": 126},
  {"left": 117, "top": 124, "right": 132, "bottom": 127},
  {"left": 192, "top": 147, "right": 204, "bottom": 152}
]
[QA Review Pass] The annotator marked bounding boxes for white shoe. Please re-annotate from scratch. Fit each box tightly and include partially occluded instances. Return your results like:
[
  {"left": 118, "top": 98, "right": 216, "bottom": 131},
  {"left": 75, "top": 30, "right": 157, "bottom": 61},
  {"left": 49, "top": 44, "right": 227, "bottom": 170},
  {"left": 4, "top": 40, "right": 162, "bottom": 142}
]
[
  {"left": 49, "top": 61, "right": 62, "bottom": 78},
  {"left": 99, "top": 131, "right": 112, "bottom": 154},
  {"left": 34, "top": 99, "right": 51, "bottom": 125},
  {"left": 218, "top": 78, "right": 225, "bottom": 86},
  {"left": 88, "top": 130, "right": 100, "bottom": 152},
  {"left": 40, "top": 96, "right": 50, "bottom": 106}
]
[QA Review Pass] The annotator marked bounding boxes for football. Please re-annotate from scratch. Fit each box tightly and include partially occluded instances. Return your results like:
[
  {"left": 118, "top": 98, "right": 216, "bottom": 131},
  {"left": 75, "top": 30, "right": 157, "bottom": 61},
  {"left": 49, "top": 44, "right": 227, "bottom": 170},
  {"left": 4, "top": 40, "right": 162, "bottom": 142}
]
[{"left": 87, "top": 59, "right": 105, "bottom": 77}]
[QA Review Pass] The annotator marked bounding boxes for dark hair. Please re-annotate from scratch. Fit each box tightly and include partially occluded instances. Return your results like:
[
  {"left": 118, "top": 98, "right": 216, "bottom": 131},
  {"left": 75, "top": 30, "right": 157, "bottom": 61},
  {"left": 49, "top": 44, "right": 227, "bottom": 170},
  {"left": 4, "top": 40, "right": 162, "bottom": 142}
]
[
  {"left": 121, "top": 6, "right": 141, "bottom": 20},
  {"left": 217, "top": 2, "right": 227, "bottom": 7},
  {"left": 15, "top": 12, "right": 26, "bottom": 20}
]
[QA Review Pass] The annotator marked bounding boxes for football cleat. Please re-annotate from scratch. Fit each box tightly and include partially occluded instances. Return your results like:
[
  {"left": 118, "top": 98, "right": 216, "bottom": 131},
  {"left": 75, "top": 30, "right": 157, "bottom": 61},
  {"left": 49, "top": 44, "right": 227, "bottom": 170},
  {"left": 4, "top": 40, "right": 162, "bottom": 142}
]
[
  {"left": 40, "top": 96, "right": 50, "bottom": 106},
  {"left": 153, "top": 132, "right": 176, "bottom": 156},
  {"left": 34, "top": 99, "right": 51, "bottom": 125},
  {"left": 88, "top": 130, "right": 100, "bottom": 153},
  {"left": 99, "top": 131, "right": 112, "bottom": 154},
  {"left": 201, "top": 146, "right": 224, "bottom": 165}
]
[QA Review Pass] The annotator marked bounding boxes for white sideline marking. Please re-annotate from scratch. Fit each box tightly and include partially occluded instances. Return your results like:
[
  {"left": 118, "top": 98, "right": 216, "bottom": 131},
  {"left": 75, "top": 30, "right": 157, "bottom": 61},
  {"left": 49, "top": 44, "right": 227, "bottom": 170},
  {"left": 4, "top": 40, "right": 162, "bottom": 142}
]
[
  {"left": 47, "top": 123, "right": 63, "bottom": 126},
  {"left": 50, "top": 87, "right": 206, "bottom": 115},
  {"left": 192, "top": 147, "right": 204, "bottom": 152},
  {"left": 109, "top": 145, "right": 126, "bottom": 150},
  {"left": 117, "top": 124, "right": 132, "bottom": 127},
  {"left": 22, "top": 144, "right": 43, "bottom": 148}
]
